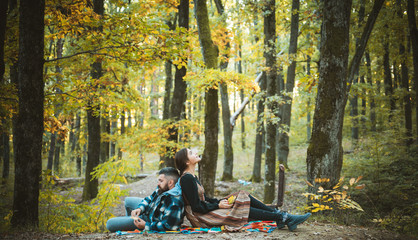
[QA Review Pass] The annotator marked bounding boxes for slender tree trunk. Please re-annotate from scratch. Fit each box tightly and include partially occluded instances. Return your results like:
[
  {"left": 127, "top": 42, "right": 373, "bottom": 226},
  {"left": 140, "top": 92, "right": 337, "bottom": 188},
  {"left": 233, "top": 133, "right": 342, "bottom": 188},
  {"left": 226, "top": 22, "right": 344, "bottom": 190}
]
[
  {"left": 252, "top": 74, "right": 266, "bottom": 183},
  {"left": 82, "top": 0, "right": 103, "bottom": 201},
  {"left": 214, "top": 0, "right": 234, "bottom": 182},
  {"left": 263, "top": 0, "right": 277, "bottom": 203},
  {"left": 406, "top": 0, "right": 417, "bottom": 143},
  {"left": 47, "top": 133, "right": 56, "bottom": 171},
  {"left": 365, "top": 51, "right": 376, "bottom": 131},
  {"left": 278, "top": 0, "right": 299, "bottom": 169},
  {"left": 100, "top": 112, "right": 109, "bottom": 163},
  {"left": 0, "top": 0, "right": 10, "bottom": 182},
  {"left": 110, "top": 108, "right": 117, "bottom": 159},
  {"left": 306, "top": 0, "right": 352, "bottom": 190},
  {"left": 195, "top": 0, "right": 219, "bottom": 197},
  {"left": 306, "top": 55, "right": 312, "bottom": 141},
  {"left": 74, "top": 113, "right": 82, "bottom": 176},
  {"left": 83, "top": 105, "right": 100, "bottom": 201},
  {"left": 12, "top": 0, "right": 45, "bottom": 228},
  {"left": 165, "top": 0, "right": 189, "bottom": 168},
  {"left": 383, "top": 37, "right": 395, "bottom": 121},
  {"left": 118, "top": 109, "right": 125, "bottom": 160},
  {"left": 240, "top": 89, "right": 245, "bottom": 149}
]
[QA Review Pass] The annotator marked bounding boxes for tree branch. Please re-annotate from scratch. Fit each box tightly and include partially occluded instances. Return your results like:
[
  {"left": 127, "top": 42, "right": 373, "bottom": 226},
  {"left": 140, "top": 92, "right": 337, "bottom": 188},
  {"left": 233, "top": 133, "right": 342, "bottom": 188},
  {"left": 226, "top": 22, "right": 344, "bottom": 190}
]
[
  {"left": 347, "top": 0, "right": 384, "bottom": 92},
  {"left": 230, "top": 72, "right": 263, "bottom": 128}
]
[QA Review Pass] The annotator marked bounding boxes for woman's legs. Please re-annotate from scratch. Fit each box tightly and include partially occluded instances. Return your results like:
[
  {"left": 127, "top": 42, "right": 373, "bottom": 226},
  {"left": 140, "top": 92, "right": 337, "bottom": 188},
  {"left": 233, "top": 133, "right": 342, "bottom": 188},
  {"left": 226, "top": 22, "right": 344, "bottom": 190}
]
[
  {"left": 249, "top": 195, "right": 276, "bottom": 212},
  {"left": 106, "top": 216, "right": 138, "bottom": 232},
  {"left": 248, "top": 207, "right": 279, "bottom": 221}
]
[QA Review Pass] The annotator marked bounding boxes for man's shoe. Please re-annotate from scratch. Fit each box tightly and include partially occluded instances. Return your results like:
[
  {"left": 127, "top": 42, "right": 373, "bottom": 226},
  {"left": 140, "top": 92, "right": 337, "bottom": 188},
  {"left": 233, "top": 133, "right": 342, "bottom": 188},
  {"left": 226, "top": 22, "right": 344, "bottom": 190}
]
[{"left": 286, "top": 213, "right": 311, "bottom": 231}]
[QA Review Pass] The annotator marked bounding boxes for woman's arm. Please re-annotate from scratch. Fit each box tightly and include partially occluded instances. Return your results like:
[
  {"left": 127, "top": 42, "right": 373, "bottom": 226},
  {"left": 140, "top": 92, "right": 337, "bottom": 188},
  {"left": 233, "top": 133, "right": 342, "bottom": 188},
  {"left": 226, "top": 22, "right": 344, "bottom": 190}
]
[{"left": 180, "top": 174, "right": 219, "bottom": 214}]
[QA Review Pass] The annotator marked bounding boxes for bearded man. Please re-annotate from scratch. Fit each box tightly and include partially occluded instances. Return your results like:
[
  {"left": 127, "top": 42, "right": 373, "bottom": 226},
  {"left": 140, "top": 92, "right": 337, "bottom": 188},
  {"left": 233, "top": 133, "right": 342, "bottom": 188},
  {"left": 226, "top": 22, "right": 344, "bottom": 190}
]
[{"left": 106, "top": 167, "right": 184, "bottom": 232}]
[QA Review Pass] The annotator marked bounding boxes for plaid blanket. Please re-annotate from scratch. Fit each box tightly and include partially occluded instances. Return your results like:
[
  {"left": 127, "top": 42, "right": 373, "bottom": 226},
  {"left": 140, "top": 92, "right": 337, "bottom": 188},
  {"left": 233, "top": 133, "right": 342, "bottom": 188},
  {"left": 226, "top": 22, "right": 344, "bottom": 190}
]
[{"left": 115, "top": 221, "right": 277, "bottom": 235}]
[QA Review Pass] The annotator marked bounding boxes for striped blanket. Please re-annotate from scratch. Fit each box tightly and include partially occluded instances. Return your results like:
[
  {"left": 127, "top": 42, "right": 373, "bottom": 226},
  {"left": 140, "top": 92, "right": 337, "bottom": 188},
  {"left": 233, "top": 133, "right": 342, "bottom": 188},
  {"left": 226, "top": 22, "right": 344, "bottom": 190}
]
[{"left": 115, "top": 221, "right": 277, "bottom": 235}]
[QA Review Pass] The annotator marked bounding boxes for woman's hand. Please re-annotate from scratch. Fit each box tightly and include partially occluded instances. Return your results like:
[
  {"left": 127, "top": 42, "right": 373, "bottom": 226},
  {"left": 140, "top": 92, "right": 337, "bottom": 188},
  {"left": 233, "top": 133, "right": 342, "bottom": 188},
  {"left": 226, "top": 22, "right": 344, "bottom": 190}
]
[{"left": 218, "top": 199, "right": 233, "bottom": 209}]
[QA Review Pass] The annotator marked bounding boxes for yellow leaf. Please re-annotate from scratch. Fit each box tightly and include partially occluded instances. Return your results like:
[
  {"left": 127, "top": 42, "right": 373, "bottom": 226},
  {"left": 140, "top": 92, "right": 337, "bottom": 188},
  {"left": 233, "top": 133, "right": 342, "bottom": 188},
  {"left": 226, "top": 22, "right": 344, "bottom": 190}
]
[
  {"left": 349, "top": 178, "right": 355, "bottom": 186},
  {"left": 123, "top": 176, "right": 128, "bottom": 184}
]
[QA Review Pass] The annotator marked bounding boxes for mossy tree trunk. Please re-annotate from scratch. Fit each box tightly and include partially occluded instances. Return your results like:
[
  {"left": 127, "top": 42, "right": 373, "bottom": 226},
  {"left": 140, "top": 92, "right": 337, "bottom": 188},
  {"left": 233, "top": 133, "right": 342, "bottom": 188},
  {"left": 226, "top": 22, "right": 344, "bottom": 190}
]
[
  {"left": 306, "top": 0, "right": 352, "bottom": 190},
  {"left": 195, "top": 0, "right": 219, "bottom": 197},
  {"left": 263, "top": 0, "right": 277, "bottom": 204},
  {"left": 11, "top": 0, "right": 45, "bottom": 228}
]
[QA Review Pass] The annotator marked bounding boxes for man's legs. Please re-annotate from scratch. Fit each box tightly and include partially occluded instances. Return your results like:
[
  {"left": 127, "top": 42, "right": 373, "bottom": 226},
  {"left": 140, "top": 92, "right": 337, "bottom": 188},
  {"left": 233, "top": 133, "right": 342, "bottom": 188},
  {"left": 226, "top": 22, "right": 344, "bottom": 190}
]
[{"left": 124, "top": 197, "right": 143, "bottom": 216}]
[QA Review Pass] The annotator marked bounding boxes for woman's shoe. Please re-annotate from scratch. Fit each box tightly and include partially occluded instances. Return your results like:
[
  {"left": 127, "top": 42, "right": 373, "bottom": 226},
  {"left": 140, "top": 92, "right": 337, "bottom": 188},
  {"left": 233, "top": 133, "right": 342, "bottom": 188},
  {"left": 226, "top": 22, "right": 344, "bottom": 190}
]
[{"left": 285, "top": 213, "right": 311, "bottom": 231}]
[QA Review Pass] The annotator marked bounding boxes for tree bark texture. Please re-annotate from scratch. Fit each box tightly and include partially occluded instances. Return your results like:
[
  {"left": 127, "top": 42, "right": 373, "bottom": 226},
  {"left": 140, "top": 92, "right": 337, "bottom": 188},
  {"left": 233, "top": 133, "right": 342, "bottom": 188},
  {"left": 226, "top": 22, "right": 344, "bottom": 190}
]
[
  {"left": 195, "top": 0, "right": 219, "bottom": 197},
  {"left": 252, "top": 73, "right": 266, "bottom": 183},
  {"left": 82, "top": 0, "right": 103, "bottom": 201},
  {"left": 83, "top": 106, "right": 100, "bottom": 200},
  {"left": 278, "top": 0, "right": 299, "bottom": 169},
  {"left": 214, "top": 0, "right": 234, "bottom": 182},
  {"left": 383, "top": 38, "right": 395, "bottom": 121},
  {"left": 365, "top": 52, "right": 376, "bottom": 131},
  {"left": 165, "top": 0, "right": 189, "bottom": 168},
  {"left": 306, "top": 0, "right": 352, "bottom": 190},
  {"left": 263, "top": 0, "right": 277, "bottom": 203},
  {"left": 12, "top": 0, "right": 45, "bottom": 228},
  {"left": 406, "top": 0, "right": 418, "bottom": 142}
]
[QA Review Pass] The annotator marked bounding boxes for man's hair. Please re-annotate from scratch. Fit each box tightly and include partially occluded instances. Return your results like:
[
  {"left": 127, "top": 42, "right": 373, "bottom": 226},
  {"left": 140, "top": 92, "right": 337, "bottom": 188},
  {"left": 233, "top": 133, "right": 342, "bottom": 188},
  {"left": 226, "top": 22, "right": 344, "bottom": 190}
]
[{"left": 159, "top": 167, "right": 180, "bottom": 183}]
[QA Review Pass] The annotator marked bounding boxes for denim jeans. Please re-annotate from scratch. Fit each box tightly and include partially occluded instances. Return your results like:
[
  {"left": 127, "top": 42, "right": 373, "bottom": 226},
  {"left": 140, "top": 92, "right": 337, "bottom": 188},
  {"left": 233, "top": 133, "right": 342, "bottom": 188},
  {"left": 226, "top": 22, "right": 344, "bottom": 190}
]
[{"left": 106, "top": 197, "right": 143, "bottom": 232}]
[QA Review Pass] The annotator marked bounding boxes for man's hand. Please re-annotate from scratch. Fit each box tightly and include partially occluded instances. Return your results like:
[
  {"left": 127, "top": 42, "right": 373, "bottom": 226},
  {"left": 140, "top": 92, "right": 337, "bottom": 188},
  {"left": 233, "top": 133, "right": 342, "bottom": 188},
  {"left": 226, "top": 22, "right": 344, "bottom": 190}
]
[
  {"left": 133, "top": 217, "right": 146, "bottom": 230},
  {"left": 131, "top": 208, "right": 141, "bottom": 218},
  {"left": 218, "top": 199, "right": 233, "bottom": 209}
]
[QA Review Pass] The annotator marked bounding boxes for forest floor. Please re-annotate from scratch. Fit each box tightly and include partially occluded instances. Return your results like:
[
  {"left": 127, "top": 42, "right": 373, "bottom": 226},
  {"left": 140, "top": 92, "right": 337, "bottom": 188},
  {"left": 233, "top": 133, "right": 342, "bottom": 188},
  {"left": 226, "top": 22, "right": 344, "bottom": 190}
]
[
  {"left": 2, "top": 169, "right": 415, "bottom": 240},
  {"left": 1, "top": 146, "right": 417, "bottom": 239}
]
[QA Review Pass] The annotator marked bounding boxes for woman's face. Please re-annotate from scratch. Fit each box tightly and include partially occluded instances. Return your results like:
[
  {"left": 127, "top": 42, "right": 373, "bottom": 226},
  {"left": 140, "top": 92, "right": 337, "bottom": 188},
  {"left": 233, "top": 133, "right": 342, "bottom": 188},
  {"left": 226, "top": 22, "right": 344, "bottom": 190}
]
[{"left": 187, "top": 148, "right": 201, "bottom": 165}]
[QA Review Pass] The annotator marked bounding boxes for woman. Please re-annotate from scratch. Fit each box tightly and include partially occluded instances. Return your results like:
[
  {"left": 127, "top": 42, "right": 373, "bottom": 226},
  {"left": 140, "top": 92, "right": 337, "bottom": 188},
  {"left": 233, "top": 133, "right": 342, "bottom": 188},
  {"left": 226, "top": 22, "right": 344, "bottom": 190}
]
[{"left": 175, "top": 148, "right": 311, "bottom": 231}]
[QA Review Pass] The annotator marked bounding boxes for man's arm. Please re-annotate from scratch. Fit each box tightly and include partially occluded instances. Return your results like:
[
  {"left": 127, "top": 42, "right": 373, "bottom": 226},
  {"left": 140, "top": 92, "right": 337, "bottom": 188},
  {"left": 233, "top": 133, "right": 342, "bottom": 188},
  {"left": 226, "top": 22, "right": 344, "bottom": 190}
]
[
  {"left": 135, "top": 188, "right": 158, "bottom": 214},
  {"left": 145, "top": 195, "right": 184, "bottom": 231}
]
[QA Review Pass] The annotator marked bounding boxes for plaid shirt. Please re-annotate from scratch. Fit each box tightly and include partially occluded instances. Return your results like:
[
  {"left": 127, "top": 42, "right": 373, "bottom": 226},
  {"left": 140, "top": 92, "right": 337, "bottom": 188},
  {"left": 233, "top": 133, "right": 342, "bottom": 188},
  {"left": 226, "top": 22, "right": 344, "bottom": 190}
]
[{"left": 137, "top": 183, "right": 184, "bottom": 231}]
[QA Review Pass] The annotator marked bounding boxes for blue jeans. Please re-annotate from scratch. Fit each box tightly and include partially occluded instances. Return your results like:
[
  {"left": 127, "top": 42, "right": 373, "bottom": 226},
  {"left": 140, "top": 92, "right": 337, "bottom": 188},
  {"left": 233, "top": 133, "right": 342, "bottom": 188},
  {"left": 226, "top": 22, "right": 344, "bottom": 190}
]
[{"left": 106, "top": 197, "right": 143, "bottom": 232}]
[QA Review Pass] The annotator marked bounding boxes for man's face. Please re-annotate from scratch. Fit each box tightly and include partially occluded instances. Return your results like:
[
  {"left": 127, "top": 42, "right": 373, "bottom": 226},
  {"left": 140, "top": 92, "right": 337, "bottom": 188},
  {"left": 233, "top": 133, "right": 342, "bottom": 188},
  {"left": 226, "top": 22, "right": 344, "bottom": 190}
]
[{"left": 157, "top": 174, "right": 170, "bottom": 194}]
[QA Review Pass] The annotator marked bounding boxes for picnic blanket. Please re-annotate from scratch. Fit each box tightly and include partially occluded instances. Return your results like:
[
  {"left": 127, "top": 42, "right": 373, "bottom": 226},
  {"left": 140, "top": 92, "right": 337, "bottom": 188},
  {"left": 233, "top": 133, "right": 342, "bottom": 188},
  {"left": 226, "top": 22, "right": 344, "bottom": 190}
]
[{"left": 115, "top": 221, "right": 277, "bottom": 235}]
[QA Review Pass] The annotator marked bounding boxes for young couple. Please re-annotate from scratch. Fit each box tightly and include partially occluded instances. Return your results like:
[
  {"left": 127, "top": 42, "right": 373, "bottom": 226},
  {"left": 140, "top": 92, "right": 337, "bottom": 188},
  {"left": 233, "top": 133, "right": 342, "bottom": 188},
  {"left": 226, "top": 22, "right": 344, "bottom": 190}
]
[{"left": 106, "top": 148, "right": 310, "bottom": 232}]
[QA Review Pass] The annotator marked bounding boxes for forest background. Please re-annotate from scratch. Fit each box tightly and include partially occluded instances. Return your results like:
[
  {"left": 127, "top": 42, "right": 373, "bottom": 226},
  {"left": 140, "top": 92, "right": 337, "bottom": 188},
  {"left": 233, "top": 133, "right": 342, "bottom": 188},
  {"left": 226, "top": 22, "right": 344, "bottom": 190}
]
[{"left": 0, "top": 0, "right": 417, "bottom": 237}]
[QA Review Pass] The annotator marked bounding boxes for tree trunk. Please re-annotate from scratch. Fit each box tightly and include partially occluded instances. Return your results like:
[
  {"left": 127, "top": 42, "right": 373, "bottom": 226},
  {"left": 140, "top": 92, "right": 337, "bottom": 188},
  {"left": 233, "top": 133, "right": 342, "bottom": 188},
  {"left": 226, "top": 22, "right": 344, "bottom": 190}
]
[
  {"left": 47, "top": 133, "right": 56, "bottom": 171},
  {"left": 365, "top": 51, "right": 376, "bottom": 131},
  {"left": 164, "top": 0, "right": 189, "bottom": 168},
  {"left": 214, "top": 0, "right": 234, "bottom": 182},
  {"left": 82, "top": 0, "right": 103, "bottom": 201},
  {"left": 306, "top": 55, "right": 312, "bottom": 141},
  {"left": 100, "top": 109, "right": 110, "bottom": 163},
  {"left": 83, "top": 105, "right": 100, "bottom": 201},
  {"left": 406, "top": 0, "right": 417, "bottom": 143},
  {"left": 195, "top": 0, "right": 219, "bottom": 197},
  {"left": 11, "top": 0, "right": 45, "bottom": 228},
  {"left": 110, "top": 108, "right": 117, "bottom": 158},
  {"left": 0, "top": 0, "right": 10, "bottom": 182},
  {"left": 278, "top": 0, "right": 299, "bottom": 169},
  {"left": 75, "top": 113, "right": 82, "bottom": 177},
  {"left": 118, "top": 109, "right": 125, "bottom": 160},
  {"left": 306, "top": 0, "right": 352, "bottom": 190},
  {"left": 383, "top": 38, "right": 395, "bottom": 121},
  {"left": 163, "top": 60, "right": 173, "bottom": 121},
  {"left": 252, "top": 73, "right": 266, "bottom": 183},
  {"left": 263, "top": 0, "right": 277, "bottom": 203}
]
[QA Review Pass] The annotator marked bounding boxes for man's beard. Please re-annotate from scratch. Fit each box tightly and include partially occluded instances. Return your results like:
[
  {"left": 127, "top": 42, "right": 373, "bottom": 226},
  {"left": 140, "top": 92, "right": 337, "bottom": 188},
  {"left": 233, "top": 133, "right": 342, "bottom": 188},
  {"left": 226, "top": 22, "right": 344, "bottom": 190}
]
[{"left": 158, "top": 185, "right": 169, "bottom": 194}]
